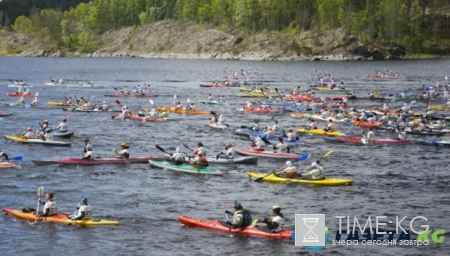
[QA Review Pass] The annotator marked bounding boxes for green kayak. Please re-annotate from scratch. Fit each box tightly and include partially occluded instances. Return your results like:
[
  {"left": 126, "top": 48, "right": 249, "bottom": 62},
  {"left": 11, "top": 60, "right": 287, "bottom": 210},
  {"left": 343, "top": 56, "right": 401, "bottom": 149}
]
[{"left": 149, "top": 160, "right": 223, "bottom": 175}]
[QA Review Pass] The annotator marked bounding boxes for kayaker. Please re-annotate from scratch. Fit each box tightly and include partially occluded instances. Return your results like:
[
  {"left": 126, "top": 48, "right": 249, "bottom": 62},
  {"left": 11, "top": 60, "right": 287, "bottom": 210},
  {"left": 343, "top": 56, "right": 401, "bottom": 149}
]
[
  {"left": 43, "top": 130, "right": 53, "bottom": 141},
  {"left": 307, "top": 119, "right": 318, "bottom": 130},
  {"left": 114, "top": 142, "right": 130, "bottom": 159},
  {"left": 101, "top": 101, "right": 109, "bottom": 111},
  {"left": 225, "top": 142, "right": 235, "bottom": 158},
  {"left": 252, "top": 121, "right": 260, "bottom": 131},
  {"left": 0, "top": 151, "right": 10, "bottom": 162},
  {"left": 274, "top": 138, "right": 289, "bottom": 153},
  {"left": 275, "top": 161, "right": 297, "bottom": 178},
  {"left": 217, "top": 115, "right": 226, "bottom": 126},
  {"left": 258, "top": 206, "right": 285, "bottom": 232},
  {"left": 20, "top": 127, "right": 35, "bottom": 139},
  {"left": 252, "top": 137, "right": 265, "bottom": 150},
  {"left": 324, "top": 119, "right": 335, "bottom": 132},
  {"left": 207, "top": 94, "right": 213, "bottom": 101},
  {"left": 301, "top": 161, "right": 325, "bottom": 180},
  {"left": 170, "top": 147, "right": 185, "bottom": 165},
  {"left": 286, "top": 129, "right": 298, "bottom": 141},
  {"left": 16, "top": 96, "right": 25, "bottom": 105},
  {"left": 193, "top": 142, "right": 206, "bottom": 156},
  {"left": 42, "top": 120, "right": 51, "bottom": 133},
  {"left": 31, "top": 96, "right": 38, "bottom": 106},
  {"left": 39, "top": 193, "right": 58, "bottom": 217},
  {"left": 225, "top": 203, "right": 252, "bottom": 228},
  {"left": 246, "top": 101, "right": 253, "bottom": 110},
  {"left": 55, "top": 118, "right": 68, "bottom": 133},
  {"left": 82, "top": 147, "right": 93, "bottom": 160},
  {"left": 190, "top": 152, "right": 209, "bottom": 168},
  {"left": 70, "top": 196, "right": 92, "bottom": 220},
  {"left": 366, "top": 128, "right": 375, "bottom": 141},
  {"left": 396, "top": 128, "right": 406, "bottom": 140}
]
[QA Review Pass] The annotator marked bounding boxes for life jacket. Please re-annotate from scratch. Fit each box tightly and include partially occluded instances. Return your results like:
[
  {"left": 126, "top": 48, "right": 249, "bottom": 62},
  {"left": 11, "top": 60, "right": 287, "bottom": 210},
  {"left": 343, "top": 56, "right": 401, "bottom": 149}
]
[{"left": 242, "top": 209, "right": 253, "bottom": 227}]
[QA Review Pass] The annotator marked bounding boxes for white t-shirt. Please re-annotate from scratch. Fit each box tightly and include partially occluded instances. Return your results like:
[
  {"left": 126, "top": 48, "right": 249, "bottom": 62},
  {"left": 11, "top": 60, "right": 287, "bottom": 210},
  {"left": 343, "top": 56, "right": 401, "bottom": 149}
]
[
  {"left": 43, "top": 201, "right": 57, "bottom": 215},
  {"left": 271, "top": 215, "right": 285, "bottom": 232}
]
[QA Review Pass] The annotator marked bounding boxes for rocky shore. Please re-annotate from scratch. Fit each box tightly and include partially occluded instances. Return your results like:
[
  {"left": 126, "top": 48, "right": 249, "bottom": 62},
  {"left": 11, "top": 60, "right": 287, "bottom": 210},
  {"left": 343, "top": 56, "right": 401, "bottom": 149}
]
[{"left": 0, "top": 20, "right": 429, "bottom": 61}]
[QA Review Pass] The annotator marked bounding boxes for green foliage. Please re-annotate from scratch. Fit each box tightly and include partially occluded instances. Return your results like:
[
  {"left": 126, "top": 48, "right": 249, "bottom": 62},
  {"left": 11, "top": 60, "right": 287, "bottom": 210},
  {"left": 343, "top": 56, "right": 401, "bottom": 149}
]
[{"left": 12, "top": 15, "right": 33, "bottom": 33}]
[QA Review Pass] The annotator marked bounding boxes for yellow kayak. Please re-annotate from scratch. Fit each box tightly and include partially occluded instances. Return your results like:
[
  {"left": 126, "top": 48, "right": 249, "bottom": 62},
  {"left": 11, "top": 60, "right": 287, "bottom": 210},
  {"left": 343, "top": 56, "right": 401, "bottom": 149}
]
[
  {"left": 247, "top": 172, "right": 353, "bottom": 186},
  {"left": 429, "top": 105, "right": 450, "bottom": 111},
  {"left": 47, "top": 101, "right": 75, "bottom": 107},
  {"left": 239, "top": 88, "right": 277, "bottom": 93},
  {"left": 4, "top": 135, "right": 71, "bottom": 147},
  {"left": 296, "top": 128, "right": 346, "bottom": 136},
  {"left": 237, "top": 93, "right": 279, "bottom": 98},
  {"left": 156, "top": 106, "right": 209, "bottom": 115},
  {"left": 3, "top": 208, "right": 119, "bottom": 226}
]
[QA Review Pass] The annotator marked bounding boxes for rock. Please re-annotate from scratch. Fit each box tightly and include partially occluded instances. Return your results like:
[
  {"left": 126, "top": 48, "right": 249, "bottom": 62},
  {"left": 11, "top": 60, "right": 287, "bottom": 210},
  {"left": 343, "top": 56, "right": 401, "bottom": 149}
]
[
  {"left": 370, "top": 49, "right": 384, "bottom": 60},
  {"left": 234, "top": 37, "right": 243, "bottom": 45},
  {"left": 351, "top": 45, "right": 370, "bottom": 58}
]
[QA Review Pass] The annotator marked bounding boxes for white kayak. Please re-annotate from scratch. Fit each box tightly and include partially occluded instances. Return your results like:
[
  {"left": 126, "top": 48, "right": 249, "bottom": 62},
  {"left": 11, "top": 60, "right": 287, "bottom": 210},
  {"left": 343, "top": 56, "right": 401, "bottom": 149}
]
[{"left": 208, "top": 123, "right": 229, "bottom": 130}]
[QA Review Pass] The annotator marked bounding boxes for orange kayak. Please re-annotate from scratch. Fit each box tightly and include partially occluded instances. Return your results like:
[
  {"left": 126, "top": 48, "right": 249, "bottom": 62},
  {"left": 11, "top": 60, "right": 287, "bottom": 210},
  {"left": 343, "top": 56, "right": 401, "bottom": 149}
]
[
  {"left": 178, "top": 216, "right": 292, "bottom": 239},
  {"left": 156, "top": 106, "right": 209, "bottom": 115}
]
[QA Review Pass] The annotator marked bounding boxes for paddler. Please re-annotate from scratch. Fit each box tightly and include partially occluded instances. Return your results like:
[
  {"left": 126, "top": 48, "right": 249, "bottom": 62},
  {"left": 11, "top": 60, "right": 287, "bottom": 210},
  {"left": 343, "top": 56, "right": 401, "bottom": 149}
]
[
  {"left": 323, "top": 119, "right": 335, "bottom": 132},
  {"left": 16, "top": 96, "right": 25, "bottom": 105},
  {"left": 366, "top": 128, "right": 375, "bottom": 141},
  {"left": 43, "top": 130, "right": 53, "bottom": 141},
  {"left": 30, "top": 95, "right": 38, "bottom": 106},
  {"left": 20, "top": 127, "right": 35, "bottom": 139},
  {"left": 275, "top": 161, "right": 297, "bottom": 178},
  {"left": 82, "top": 146, "right": 93, "bottom": 160},
  {"left": 274, "top": 137, "right": 289, "bottom": 153},
  {"left": 0, "top": 150, "right": 10, "bottom": 162},
  {"left": 246, "top": 101, "right": 253, "bottom": 110},
  {"left": 307, "top": 119, "right": 318, "bottom": 130},
  {"left": 301, "top": 161, "right": 325, "bottom": 180},
  {"left": 258, "top": 206, "right": 285, "bottom": 232},
  {"left": 194, "top": 142, "right": 206, "bottom": 156},
  {"left": 190, "top": 152, "right": 209, "bottom": 168},
  {"left": 251, "top": 120, "right": 260, "bottom": 131},
  {"left": 100, "top": 101, "right": 109, "bottom": 111},
  {"left": 225, "top": 203, "right": 252, "bottom": 228},
  {"left": 224, "top": 142, "right": 235, "bottom": 158},
  {"left": 38, "top": 193, "right": 58, "bottom": 217},
  {"left": 113, "top": 142, "right": 130, "bottom": 159},
  {"left": 286, "top": 129, "right": 298, "bottom": 141},
  {"left": 396, "top": 128, "right": 406, "bottom": 140},
  {"left": 55, "top": 118, "right": 68, "bottom": 133},
  {"left": 70, "top": 196, "right": 92, "bottom": 220},
  {"left": 170, "top": 147, "right": 185, "bottom": 165},
  {"left": 217, "top": 115, "right": 226, "bottom": 126},
  {"left": 207, "top": 94, "right": 213, "bottom": 101},
  {"left": 41, "top": 120, "right": 51, "bottom": 133},
  {"left": 252, "top": 137, "right": 265, "bottom": 150}
]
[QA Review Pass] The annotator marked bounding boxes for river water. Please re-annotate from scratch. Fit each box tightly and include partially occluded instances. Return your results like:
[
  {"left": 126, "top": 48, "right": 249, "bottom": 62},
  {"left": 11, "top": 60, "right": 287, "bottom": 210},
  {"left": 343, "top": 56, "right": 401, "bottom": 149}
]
[{"left": 0, "top": 57, "right": 449, "bottom": 255}]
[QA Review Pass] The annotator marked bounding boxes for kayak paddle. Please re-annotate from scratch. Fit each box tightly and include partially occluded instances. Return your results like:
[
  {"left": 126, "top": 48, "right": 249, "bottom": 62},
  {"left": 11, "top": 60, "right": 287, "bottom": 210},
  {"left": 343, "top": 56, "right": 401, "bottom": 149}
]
[
  {"left": 36, "top": 186, "right": 44, "bottom": 221},
  {"left": 155, "top": 145, "right": 171, "bottom": 156},
  {"left": 115, "top": 100, "right": 122, "bottom": 106},
  {"left": 11, "top": 156, "right": 23, "bottom": 161},
  {"left": 254, "top": 153, "right": 310, "bottom": 182},
  {"left": 182, "top": 143, "right": 194, "bottom": 152}
]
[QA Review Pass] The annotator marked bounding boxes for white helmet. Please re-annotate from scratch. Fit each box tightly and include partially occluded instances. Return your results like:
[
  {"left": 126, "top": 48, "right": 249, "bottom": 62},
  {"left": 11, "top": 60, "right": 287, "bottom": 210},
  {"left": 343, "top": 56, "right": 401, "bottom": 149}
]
[
  {"left": 312, "top": 161, "right": 318, "bottom": 167},
  {"left": 175, "top": 147, "right": 181, "bottom": 153},
  {"left": 285, "top": 161, "right": 293, "bottom": 166},
  {"left": 272, "top": 125, "right": 277, "bottom": 130}
]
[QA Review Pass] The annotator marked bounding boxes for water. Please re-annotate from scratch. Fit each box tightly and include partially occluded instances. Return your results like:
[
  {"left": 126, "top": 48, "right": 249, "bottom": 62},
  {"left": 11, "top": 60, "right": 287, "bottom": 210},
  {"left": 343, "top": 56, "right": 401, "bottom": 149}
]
[{"left": 0, "top": 57, "right": 449, "bottom": 255}]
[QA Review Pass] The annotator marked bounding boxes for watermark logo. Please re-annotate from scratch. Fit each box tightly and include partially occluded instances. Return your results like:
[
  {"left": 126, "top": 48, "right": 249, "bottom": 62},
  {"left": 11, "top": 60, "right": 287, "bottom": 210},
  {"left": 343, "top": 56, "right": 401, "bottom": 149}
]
[{"left": 295, "top": 214, "right": 325, "bottom": 247}]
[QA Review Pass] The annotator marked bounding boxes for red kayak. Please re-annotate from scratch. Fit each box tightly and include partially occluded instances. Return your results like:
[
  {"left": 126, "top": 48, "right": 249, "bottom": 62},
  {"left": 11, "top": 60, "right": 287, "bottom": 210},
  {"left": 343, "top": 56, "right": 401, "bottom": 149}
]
[
  {"left": 0, "top": 111, "right": 13, "bottom": 117},
  {"left": 235, "top": 148, "right": 301, "bottom": 160},
  {"left": 199, "top": 83, "right": 239, "bottom": 88},
  {"left": 282, "top": 95, "right": 317, "bottom": 102},
  {"left": 0, "top": 162, "right": 21, "bottom": 169},
  {"left": 325, "top": 96, "right": 357, "bottom": 101},
  {"left": 323, "top": 136, "right": 409, "bottom": 145},
  {"left": 32, "top": 157, "right": 159, "bottom": 166},
  {"left": 6, "top": 92, "right": 35, "bottom": 98},
  {"left": 104, "top": 94, "right": 158, "bottom": 98},
  {"left": 178, "top": 216, "right": 292, "bottom": 240},
  {"left": 238, "top": 107, "right": 280, "bottom": 114}
]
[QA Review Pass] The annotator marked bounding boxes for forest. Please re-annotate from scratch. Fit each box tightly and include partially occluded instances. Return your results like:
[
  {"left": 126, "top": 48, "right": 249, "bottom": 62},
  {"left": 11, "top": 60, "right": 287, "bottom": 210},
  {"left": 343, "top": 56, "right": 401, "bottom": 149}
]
[{"left": 0, "top": 0, "right": 449, "bottom": 54}]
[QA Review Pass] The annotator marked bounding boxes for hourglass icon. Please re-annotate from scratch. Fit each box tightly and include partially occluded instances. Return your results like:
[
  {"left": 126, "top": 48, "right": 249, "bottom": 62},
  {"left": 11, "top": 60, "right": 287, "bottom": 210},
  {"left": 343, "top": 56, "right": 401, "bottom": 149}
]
[{"left": 302, "top": 218, "right": 319, "bottom": 242}]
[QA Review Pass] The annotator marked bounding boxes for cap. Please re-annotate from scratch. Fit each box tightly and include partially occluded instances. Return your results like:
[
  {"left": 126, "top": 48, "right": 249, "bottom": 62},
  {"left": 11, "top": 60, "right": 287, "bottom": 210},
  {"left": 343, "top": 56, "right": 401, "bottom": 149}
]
[
  {"left": 81, "top": 197, "right": 88, "bottom": 205},
  {"left": 121, "top": 142, "right": 128, "bottom": 148},
  {"left": 234, "top": 204, "right": 243, "bottom": 210},
  {"left": 272, "top": 205, "right": 281, "bottom": 210},
  {"left": 285, "top": 161, "right": 293, "bottom": 166}
]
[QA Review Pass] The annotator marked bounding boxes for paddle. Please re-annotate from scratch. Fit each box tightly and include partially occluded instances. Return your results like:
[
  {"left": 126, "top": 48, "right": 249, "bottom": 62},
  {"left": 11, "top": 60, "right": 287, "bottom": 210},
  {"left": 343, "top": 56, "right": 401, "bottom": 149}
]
[
  {"left": 11, "top": 156, "right": 23, "bottom": 161},
  {"left": 215, "top": 152, "right": 224, "bottom": 160},
  {"left": 156, "top": 145, "right": 171, "bottom": 156},
  {"left": 182, "top": 143, "right": 194, "bottom": 152},
  {"left": 254, "top": 153, "right": 310, "bottom": 182},
  {"left": 299, "top": 150, "right": 334, "bottom": 175},
  {"left": 36, "top": 186, "right": 44, "bottom": 221},
  {"left": 115, "top": 100, "right": 122, "bottom": 106}
]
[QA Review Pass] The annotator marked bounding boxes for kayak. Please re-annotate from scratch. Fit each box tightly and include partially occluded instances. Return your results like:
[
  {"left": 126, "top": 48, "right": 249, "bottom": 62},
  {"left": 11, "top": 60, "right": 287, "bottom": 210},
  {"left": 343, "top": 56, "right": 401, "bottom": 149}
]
[
  {"left": 32, "top": 156, "right": 158, "bottom": 166},
  {"left": 247, "top": 172, "right": 354, "bottom": 186},
  {"left": 149, "top": 160, "right": 222, "bottom": 175},
  {"left": 128, "top": 114, "right": 167, "bottom": 122},
  {"left": 323, "top": 136, "right": 409, "bottom": 145},
  {"left": 238, "top": 107, "right": 280, "bottom": 114},
  {"left": 198, "top": 100, "right": 220, "bottom": 105},
  {"left": 405, "top": 128, "right": 450, "bottom": 136},
  {"left": 0, "top": 162, "right": 21, "bottom": 169},
  {"left": 296, "top": 128, "right": 346, "bottom": 137},
  {"left": 410, "top": 139, "right": 450, "bottom": 147},
  {"left": 50, "top": 131, "right": 74, "bottom": 138},
  {"left": 6, "top": 93, "right": 35, "bottom": 98},
  {"left": 4, "top": 135, "right": 71, "bottom": 147},
  {"left": 249, "top": 136, "right": 302, "bottom": 146},
  {"left": 239, "top": 88, "right": 276, "bottom": 93},
  {"left": 232, "top": 128, "right": 284, "bottom": 138},
  {"left": 353, "top": 121, "right": 383, "bottom": 128},
  {"left": 3, "top": 208, "right": 119, "bottom": 226},
  {"left": 161, "top": 156, "right": 259, "bottom": 165},
  {"left": 156, "top": 107, "right": 209, "bottom": 115},
  {"left": 290, "top": 113, "right": 348, "bottom": 123},
  {"left": 47, "top": 101, "right": 75, "bottom": 107},
  {"left": 282, "top": 95, "right": 316, "bottom": 102},
  {"left": 104, "top": 93, "right": 158, "bottom": 98},
  {"left": 178, "top": 216, "right": 292, "bottom": 240},
  {"left": 368, "top": 73, "right": 399, "bottom": 79},
  {"left": 310, "top": 87, "right": 348, "bottom": 92},
  {"left": 62, "top": 108, "right": 121, "bottom": 113},
  {"left": 235, "top": 148, "right": 301, "bottom": 160},
  {"left": 237, "top": 93, "right": 279, "bottom": 98},
  {"left": 429, "top": 105, "right": 450, "bottom": 111},
  {"left": 208, "top": 123, "right": 229, "bottom": 130},
  {"left": 199, "top": 83, "right": 239, "bottom": 88},
  {"left": 0, "top": 111, "right": 13, "bottom": 117}
]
